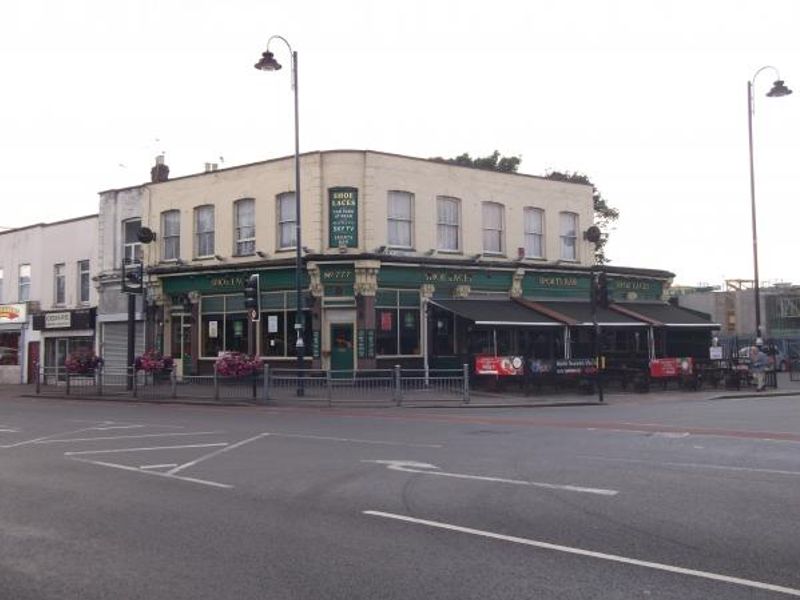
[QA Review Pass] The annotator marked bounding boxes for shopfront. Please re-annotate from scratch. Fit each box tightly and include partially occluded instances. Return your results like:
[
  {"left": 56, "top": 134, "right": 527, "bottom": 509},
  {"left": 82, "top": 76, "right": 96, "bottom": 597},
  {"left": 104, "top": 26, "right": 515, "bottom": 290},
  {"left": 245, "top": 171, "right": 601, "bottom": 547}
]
[
  {"left": 0, "top": 303, "right": 28, "bottom": 384},
  {"left": 32, "top": 308, "right": 97, "bottom": 371}
]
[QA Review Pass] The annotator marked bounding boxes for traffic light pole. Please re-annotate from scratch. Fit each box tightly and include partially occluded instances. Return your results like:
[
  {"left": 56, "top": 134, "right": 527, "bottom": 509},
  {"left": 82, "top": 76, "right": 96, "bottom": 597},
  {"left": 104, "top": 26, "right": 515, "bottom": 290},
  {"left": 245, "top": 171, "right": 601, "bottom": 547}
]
[{"left": 127, "top": 292, "right": 136, "bottom": 391}]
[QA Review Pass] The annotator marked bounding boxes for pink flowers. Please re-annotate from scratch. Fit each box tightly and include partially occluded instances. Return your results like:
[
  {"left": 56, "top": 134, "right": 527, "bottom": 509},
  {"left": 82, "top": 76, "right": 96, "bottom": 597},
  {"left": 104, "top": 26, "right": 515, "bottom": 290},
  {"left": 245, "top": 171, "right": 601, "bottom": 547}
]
[
  {"left": 215, "top": 352, "right": 263, "bottom": 377},
  {"left": 134, "top": 350, "right": 174, "bottom": 373},
  {"left": 65, "top": 349, "right": 103, "bottom": 374}
]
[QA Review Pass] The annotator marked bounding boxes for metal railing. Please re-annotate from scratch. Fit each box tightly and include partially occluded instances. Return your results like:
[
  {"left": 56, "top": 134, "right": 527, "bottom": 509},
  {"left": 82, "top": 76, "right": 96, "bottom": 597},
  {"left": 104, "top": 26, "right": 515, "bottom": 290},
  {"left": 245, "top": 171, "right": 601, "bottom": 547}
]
[{"left": 34, "top": 363, "right": 471, "bottom": 406}]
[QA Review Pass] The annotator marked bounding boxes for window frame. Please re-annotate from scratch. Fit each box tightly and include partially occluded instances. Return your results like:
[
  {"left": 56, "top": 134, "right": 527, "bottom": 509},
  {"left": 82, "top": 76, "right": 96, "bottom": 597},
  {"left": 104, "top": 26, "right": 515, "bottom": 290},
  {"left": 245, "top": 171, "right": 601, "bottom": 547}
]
[
  {"left": 161, "top": 210, "right": 181, "bottom": 261},
  {"left": 436, "top": 196, "right": 461, "bottom": 252},
  {"left": 233, "top": 198, "right": 256, "bottom": 257},
  {"left": 277, "top": 192, "right": 297, "bottom": 251},
  {"left": 375, "top": 289, "right": 422, "bottom": 357},
  {"left": 0, "top": 268, "right": 4, "bottom": 303},
  {"left": 523, "top": 207, "right": 545, "bottom": 259},
  {"left": 77, "top": 260, "right": 90, "bottom": 305},
  {"left": 481, "top": 201, "right": 505, "bottom": 255},
  {"left": 53, "top": 263, "right": 66, "bottom": 306},
  {"left": 387, "top": 190, "right": 414, "bottom": 249},
  {"left": 559, "top": 211, "right": 579, "bottom": 261},
  {"left": 18, "top": 264, "right": 30, "bottom": 302},
  {"left": 194, "top": 205, "right": 215, "bottom": 258},
  {"left": 122, "top": 218, "right": 142, "bottom": 265}
]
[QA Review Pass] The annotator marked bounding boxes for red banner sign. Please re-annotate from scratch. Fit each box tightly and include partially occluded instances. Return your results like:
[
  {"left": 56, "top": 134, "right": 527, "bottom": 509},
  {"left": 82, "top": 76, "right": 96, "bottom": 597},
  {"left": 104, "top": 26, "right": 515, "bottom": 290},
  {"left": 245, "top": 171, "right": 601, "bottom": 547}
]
[
  {"left": 474, "top": 355, "right": 524, "bottom": 376},
  {"left": 649, "top": 357, "right": 693, "bottom": 378}
]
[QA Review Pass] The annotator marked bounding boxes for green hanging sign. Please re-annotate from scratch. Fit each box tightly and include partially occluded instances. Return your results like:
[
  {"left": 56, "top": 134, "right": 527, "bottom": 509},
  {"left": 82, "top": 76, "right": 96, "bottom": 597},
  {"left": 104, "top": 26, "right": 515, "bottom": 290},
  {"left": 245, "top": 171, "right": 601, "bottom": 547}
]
[{"left": 329, "top": 187, "right": 358, "bottom": 248}]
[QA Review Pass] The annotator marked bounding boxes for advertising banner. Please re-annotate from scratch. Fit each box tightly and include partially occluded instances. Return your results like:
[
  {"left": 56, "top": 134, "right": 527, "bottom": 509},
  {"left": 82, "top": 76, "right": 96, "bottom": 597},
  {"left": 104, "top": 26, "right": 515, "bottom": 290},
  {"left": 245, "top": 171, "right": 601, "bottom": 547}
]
[
  {"left": 649, "top": 357, "right": 693, "bottom": 378},
  {"left": 0, "top": 304, "right": 27, "bottom": 324},
  {"left": 474, "top": 355, "right": 524, "bottom": 376}
]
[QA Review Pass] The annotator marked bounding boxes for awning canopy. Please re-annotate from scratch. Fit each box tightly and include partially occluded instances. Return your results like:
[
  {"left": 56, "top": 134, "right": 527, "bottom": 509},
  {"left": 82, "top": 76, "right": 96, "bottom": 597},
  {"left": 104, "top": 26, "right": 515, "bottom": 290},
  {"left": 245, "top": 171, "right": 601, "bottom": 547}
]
[
  {"left": 611, "top": 302, "right": 720, "bottom": 328},
  {"left": 530, "top": 301, "right": 645, "bottom": 327},
  {"left": 429, "top": 299, "right": 562, "bottom": 327}
]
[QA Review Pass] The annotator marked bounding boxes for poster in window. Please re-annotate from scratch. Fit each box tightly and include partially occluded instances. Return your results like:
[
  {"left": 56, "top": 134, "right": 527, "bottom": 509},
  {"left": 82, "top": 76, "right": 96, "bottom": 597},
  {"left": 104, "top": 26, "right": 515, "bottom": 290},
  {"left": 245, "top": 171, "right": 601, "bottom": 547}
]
[
  {"left": 403, "top": 311, "right": 416, "bottom": 329},
  {"left": 209, "top": 320, "right": 218, "bottom": 338},
  {"left": 234, "top": 320, "right": 244, "bottom": 337},
  {"left": 380, "top": 311, "right": 393, "bottom": 332},
  {"left": 268, "top": 315, "right": 278, "bottom": 333}
]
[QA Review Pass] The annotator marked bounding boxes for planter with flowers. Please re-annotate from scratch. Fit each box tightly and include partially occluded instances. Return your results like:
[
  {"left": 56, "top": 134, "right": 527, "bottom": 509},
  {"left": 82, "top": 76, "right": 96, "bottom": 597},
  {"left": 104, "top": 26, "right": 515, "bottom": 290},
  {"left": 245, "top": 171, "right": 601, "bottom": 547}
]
[
  {"left": 64, "top": 349, "right": 103, "bottom": 376},
  {"left": 214, "top": 352, "right": 263, "bottom": 378},
  {"left": 134, "top": 350, "right": 174, "bottom": 383}
]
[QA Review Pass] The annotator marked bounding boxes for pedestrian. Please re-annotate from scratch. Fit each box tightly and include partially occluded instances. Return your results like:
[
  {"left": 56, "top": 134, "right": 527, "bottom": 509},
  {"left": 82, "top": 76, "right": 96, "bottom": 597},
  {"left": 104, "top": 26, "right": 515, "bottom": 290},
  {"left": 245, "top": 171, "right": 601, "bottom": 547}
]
[{"left": 750, "top": 344, "right": 769, "bottom": 392}]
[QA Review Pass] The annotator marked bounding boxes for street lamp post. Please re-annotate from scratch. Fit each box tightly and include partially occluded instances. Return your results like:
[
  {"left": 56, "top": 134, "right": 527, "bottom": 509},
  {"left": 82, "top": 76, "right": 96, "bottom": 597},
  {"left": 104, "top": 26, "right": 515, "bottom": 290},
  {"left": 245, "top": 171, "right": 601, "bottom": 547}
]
[
  {"left": 746, "top": 67, "right": 792, "bottom": 342},
  {"left": 255, "top": 36, "right": 305, "bottom": 395}
]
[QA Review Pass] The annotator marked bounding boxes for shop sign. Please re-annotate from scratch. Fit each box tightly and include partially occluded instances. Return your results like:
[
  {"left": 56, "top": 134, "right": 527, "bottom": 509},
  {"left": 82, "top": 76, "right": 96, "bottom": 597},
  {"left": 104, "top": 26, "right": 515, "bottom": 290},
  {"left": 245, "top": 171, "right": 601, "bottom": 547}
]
[
  {"left": 528, "top": 358, "right": 598, "bottom": 376},
  {"left": 709, "top": 346, "right": 723, "bottom": 360},
  {"left": 45, "top": 312, "right": 71, "bottom": 329},
  {"left": 329, "top": 187, "right": 358, "bottom": 248},
  {"left": 649, "top": 357, "right": 693, "bottom": 378},
  {"left": 209, "top": 320, "right": 219, "bottom": 339},
  {"left": 0, "top": 304, "right": 26, "bottom": 324},
  {"left": 320, "top": 268, "right": 354, "bottom": 283},
  {"left": 423, "top": 271, "right": 473, "bottom": 285},
  {"left": 474, "top": 355, "right": 524, "bottom": 376}
]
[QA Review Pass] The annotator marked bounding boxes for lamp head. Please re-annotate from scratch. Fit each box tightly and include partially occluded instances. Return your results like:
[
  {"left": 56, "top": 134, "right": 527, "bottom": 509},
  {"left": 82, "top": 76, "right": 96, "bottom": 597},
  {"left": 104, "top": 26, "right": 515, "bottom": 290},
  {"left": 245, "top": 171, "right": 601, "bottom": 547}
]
[
  {"left": 766, "top": 80, "right": 792, "bottom": 97},
  {"left": 254, "top": 51, "right": 282, "bottom": 71}
]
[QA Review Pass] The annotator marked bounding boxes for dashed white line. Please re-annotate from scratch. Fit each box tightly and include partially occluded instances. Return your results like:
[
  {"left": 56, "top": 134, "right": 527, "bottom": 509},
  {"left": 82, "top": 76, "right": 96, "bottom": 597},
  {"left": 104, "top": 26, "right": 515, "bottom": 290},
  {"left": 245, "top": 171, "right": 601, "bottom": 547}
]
[
  {"left": 364, "top": 511, "right": 800, "bottom": 597},
  {"left": 140, "top": 464, "right": 178, "bottom": 470},
  {"left": 1, "top": 423, "right": 112, "bottom": 448},
  {"left": 585, "top": 456, "right": 800, "bottom": 477},
  {"left": 64, "top": 443, "right": 229, "bottom": 456}
]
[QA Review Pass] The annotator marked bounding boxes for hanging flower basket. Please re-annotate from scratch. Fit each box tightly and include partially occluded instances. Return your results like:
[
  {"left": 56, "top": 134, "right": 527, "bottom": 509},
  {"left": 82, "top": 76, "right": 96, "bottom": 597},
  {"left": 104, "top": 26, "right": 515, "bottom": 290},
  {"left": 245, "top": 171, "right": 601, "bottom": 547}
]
[
  {"left": 215, "top": 352, "right": 263, "bottom": 378},
  {"left": 64, "top": 349, "right": 103, "bottom": 375},
  {"left": 134, "top": 350, "right": 174, "bottom": 373}
]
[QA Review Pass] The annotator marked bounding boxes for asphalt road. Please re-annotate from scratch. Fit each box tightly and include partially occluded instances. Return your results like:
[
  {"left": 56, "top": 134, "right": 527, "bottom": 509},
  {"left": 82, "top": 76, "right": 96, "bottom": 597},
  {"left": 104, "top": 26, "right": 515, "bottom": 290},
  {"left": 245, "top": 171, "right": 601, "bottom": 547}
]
[{"left": 1, "top": 389, "right": 799, "bottom": 599}]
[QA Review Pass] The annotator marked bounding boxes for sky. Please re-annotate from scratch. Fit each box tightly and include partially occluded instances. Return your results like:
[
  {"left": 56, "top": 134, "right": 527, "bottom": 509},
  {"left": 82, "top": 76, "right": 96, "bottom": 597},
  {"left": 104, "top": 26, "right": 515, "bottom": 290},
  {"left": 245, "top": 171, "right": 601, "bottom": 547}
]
[{"left": 1, "top": 0, "right": 798, "bottom": 287}]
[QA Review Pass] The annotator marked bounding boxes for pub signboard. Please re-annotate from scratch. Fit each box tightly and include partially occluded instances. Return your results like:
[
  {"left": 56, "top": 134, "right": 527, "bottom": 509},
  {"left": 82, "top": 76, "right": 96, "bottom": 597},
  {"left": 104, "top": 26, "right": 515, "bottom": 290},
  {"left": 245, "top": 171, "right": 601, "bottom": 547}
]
[{"left": 328, "top": 187, "right": 358, "bottom": 248}]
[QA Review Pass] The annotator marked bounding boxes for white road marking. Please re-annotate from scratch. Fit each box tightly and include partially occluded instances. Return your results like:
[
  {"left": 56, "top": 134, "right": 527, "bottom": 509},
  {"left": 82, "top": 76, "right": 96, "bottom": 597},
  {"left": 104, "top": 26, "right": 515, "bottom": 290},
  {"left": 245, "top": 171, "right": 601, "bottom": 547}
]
[
  {"left": 267, "top": 432, "right": 442, "bottom": 448},
  {"left": 362, "top": 460, "right": 618, "bottom": 497},
  {"left": 167, "top": 433, "right": 270, "bottom": 476},
  {"left": 36, "top": 431, "right": 223, "bottom": 444},
  {"left": 0, "top": 428, "right": 19, "bottom": 433},
  {"left": 89, "top": 425, "right": 146, "bottom": 431},
  {"left": 64, "top": 443, "right": 229, "bottom": 456},
  {"left": 1, "top": 423, "right": 112, "bottom": 448},
  {"left": 140, "top": 464, "right": 178, "bottom": 470},
  {"left": 70, "top": 458, "right": 232, "bottom": 489},
  {"left": 364, "top": 511, "right": 800, "bottom": 597},
  {"left": 652, "top": 432, "right": 690, "bottom": 438},
  {"left": 585, "top": 456, "right": 800, "bottom": 477}
]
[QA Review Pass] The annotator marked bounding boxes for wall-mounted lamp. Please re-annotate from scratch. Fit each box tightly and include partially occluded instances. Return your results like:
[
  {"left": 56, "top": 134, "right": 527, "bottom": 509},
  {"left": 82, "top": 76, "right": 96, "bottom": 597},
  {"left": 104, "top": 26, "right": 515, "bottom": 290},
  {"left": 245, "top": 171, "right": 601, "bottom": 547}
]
[
  {"left": 214, "top": 254, "right": 226, "bottom": 262},
  {"left": 256, "top": 250, "right": 269, "bottom": 258}
]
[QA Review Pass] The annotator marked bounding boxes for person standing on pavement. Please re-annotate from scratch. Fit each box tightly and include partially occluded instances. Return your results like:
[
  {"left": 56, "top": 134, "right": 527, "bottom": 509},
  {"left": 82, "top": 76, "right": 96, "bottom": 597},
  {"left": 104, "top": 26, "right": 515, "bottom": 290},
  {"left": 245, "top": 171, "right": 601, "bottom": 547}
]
[{"left": 750, "top": 344, "right": 769, "bottom": 392}]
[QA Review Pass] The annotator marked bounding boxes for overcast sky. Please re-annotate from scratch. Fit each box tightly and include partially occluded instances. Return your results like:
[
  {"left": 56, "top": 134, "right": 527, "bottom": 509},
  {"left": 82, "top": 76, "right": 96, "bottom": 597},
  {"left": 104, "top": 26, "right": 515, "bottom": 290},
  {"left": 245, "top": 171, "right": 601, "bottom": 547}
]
[{"left": 1, "top": 0, "right": 798, "bottom": 287}]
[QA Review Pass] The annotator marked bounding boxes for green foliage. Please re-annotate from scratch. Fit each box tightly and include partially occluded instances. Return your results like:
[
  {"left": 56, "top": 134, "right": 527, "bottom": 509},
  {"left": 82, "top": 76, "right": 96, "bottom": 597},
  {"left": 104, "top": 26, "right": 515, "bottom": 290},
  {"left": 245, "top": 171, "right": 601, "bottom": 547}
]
[
  {"left": 545, "top": 170, "right": 619, "bottom": 265},
  {"left": 430, "top": 150, "right": 521, "bottom": 173}
]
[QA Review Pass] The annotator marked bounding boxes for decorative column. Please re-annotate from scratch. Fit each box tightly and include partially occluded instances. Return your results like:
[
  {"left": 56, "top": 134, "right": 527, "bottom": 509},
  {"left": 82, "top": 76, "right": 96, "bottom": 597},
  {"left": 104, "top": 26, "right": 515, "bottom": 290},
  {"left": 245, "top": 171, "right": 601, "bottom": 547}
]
[
  {"left": 306, "top": 262, "right": 324, "bottom": 368},
  {"left": 510, "top": 268, "right": 525, "bottom": 298},
  {"left": 354, "top": 260, "right": 380, "bottom": 369},
  {"left": 453, "top": 285, "right": 471, "bottom": 298}
]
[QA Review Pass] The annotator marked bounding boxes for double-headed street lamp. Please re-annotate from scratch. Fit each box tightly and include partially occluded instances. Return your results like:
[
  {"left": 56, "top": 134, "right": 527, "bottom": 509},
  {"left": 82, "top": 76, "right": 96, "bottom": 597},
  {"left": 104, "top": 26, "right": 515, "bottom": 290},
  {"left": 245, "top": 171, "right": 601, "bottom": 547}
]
[
  {"left": 255, "top": 36, "right": 305, "bottom": 393},
  {"left": 747, "top": 67, "right": 792, "bottom": 342}
]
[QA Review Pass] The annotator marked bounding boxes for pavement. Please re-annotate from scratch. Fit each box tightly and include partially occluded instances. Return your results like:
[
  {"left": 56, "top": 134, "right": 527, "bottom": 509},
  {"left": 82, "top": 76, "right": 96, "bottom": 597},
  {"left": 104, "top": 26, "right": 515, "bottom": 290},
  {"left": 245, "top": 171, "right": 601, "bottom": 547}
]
[{"left": 0, "top": 386, "right": 799, "bottom": 599}]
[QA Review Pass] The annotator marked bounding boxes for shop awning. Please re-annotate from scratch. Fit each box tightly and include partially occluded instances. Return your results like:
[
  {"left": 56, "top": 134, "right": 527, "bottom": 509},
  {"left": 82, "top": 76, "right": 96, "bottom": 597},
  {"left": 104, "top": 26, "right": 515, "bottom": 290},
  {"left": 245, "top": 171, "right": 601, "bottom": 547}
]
[
  {"left": 524, "top": 300, "right": 646, "bottom": 327},
  {"left": 611, "top": 302, "right": 720, "bottom": 328},
  {"left": 429, "top": 299, "right": 562, "bottom": 327}
]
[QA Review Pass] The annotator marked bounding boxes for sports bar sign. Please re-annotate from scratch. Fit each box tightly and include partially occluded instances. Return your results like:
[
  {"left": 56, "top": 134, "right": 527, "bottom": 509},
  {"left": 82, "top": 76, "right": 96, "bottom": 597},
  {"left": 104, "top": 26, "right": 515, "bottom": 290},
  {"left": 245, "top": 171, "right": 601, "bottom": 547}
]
[{"left": 329, "top": 187, "right": 358, "bottom": 248}]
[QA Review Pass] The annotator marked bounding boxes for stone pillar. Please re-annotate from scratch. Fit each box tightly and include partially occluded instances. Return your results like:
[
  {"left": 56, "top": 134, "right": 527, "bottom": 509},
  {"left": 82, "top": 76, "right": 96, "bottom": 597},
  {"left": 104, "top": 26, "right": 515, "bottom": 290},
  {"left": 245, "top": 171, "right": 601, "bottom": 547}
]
[
  {"left": 453, "top": 284, "right": 471, "bottom": 298},
  {"left": 354, "top": 261, "right": 380, "bottom": 370},
  {"left": 510, "top": 268, "right": 525, "bottom": 298}
]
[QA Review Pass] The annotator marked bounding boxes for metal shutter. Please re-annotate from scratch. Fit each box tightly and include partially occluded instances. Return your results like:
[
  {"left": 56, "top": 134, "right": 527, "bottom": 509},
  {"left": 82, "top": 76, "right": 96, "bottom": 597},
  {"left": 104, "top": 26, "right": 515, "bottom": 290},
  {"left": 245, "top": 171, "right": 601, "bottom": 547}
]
[{"left": 101, "top": 322, "right": 144, "bottom": 372}]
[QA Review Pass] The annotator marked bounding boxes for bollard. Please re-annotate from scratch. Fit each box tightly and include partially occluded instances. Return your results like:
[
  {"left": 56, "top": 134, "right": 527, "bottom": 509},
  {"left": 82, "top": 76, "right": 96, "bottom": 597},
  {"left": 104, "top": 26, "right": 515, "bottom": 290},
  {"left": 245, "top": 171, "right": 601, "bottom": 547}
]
[
  {"left": 97, "top": 367, "right": 103, "bottom": 397},
  {"left": 462, "top": 363, "right": 470, "bottom": 404},
  {"left": 261, "top": 364, "right": 270, "bottom": 404},
  {"left": 171, "top": 368, "right": 177, "bottom": 399},
  {"left": 393, "top": 364, "right": 402, "bottom": 406}
]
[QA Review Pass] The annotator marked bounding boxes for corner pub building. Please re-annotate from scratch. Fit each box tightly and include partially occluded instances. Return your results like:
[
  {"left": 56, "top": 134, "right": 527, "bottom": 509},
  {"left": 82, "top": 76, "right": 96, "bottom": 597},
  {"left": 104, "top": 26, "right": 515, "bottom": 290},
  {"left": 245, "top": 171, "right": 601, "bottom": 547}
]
[{"left": 138, "top": 150, "right": 715, "bottom": 380}]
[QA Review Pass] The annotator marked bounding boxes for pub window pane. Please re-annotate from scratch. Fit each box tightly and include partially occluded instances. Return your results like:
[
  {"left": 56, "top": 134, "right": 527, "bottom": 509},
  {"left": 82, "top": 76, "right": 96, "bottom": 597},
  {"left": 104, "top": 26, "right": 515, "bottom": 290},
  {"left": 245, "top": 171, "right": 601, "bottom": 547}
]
[
  {"left": 224, "top": 314, "right": 249, "bottom": 353},
  {"left": 162, "top": 210, "right": 180, "bottom": 260},
  {"left": 399, "top": 309, "right": 420, "bottom": 355},
  {"left": 376, "top": 309, "right": 398, "bottom": 355},
  {"left": 201, "top": 314, "right": 224, "bottom": 357},
  {"left": 387, "top": 191, "right": 413, "bottom": 248},
  {"left": 278, "top": 193, "right": 296, "bottom": 249},
  {"left": 0, "top": 332, "right": 20, "bottom": 365},
  {"left": 261, "top": 312, "right": 286, "bottom": 356},
  {"left": 234, "top": 198, "right": 256, "bottom": 256},
  {"left": 195, "top": 206, "right": 215, "bottom": 257},
  {"left": 559, "top": 212, "right": 578, "bottom": 261},
  {"left": 524, "top": 207, "right": 544, "bottom": 258}
]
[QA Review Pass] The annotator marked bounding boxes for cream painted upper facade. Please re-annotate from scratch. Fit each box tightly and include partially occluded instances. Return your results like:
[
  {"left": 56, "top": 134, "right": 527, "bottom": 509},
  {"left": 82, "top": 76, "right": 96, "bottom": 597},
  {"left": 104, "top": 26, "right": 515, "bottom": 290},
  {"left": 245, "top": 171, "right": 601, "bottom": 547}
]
[{"left": 141, "top": 150, "right": 595, "bottom": 268}]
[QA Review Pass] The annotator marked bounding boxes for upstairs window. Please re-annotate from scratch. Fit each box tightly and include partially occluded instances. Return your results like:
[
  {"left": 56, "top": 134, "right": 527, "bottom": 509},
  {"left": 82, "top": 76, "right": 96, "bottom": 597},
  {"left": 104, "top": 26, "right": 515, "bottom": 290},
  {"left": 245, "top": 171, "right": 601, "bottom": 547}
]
[
  {"left": 437, "top": 196, "right": 460, "bottom": 252},
  {"left": 560, "top": 212, "right": 578, "bottom": 261},
  {"left": 524, "top": 207, "right": 544, "bottom": 258},
  {"left": 234, "top": 198, "right": 255, "bottom": 256},
  {"left": 18, "top": 264, "right": 30, "bottom": 302},
  {"left": 195, "top": 205, "right": 215, "bottom": 257},
  {"left": 123, "top": 219, "right": 142, "bottom": 264},
  {"left": 387, "top": 191, "right": 413, "bottom": 248},
  {"left": 277, "top": 193, "right": 296, "bottom": 249},
  {"left": 0, "top": 269, "right": 4, "bottom": 303},
  {"left": 482, "top": 202, "right": 505, "bottom": 254},
  {"left": 54, "top": 263, "right": 66, "bottom": 305},
  {"left": 161, "top": 210, "right": 180, "bottom": 260},
  {"left": 78, "top": 260, "right": 91, "bottom": 304}
]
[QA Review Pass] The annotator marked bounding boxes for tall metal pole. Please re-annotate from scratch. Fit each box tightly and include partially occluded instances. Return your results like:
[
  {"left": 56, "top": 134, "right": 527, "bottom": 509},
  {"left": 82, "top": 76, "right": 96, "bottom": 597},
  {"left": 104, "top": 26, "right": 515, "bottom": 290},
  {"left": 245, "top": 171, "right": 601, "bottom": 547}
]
[
  {"left": 292, "top": 50, "right": 305, "bottom": 396},
  {"left": 747, "top": 80, "right": 762, "bottom": 341}
]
